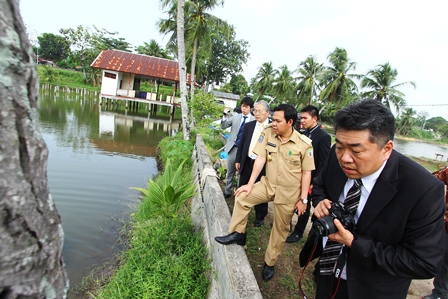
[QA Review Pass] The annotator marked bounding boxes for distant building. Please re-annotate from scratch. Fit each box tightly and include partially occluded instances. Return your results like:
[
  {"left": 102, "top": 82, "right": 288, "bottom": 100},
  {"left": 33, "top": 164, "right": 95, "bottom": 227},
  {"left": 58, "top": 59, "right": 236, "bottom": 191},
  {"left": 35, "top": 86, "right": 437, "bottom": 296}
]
[
  {"left": 211, "top": 90, "right": 240, "bottom": 110},
  {"left": 91, "top": 49, "right": 195, "bottom": 104}
]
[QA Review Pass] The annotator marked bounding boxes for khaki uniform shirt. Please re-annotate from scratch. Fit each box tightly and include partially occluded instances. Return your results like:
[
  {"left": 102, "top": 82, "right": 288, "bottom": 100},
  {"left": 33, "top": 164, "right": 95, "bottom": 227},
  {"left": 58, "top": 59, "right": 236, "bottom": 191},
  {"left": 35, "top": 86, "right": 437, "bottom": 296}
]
[{"left": 253, "top": 126, "right": 315, "bottom": 204}]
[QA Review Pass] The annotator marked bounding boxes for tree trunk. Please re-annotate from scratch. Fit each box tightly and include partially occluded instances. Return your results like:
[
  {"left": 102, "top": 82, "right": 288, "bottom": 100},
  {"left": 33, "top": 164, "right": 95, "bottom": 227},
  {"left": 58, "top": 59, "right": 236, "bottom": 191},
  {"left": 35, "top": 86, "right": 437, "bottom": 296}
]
[
  {"left": 0, "top": 1, "right": 68, "bottom": 298},
  {"left": 189, "top": 37, "right": 198, "bottom": 97},
  {"left": 177, "top": 0, "right": 191, "bottom": 140}
]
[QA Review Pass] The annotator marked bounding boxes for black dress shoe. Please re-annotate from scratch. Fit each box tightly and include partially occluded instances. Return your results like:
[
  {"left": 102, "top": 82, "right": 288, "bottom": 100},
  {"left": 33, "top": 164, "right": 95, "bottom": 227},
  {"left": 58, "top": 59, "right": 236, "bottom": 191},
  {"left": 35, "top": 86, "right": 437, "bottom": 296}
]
[
  {"left": 215, "top": 232, "right": 246, "bottom": 246},
  {"left": 262, "top": 263, "right": 275, "bottom": 281},
  {"left": 286, "top": 233, "right": 302, "bottom": 243},
  {"left": 254, "top": 219, "right": 264, "bottom": 227},
  {"left": 224, "top": 193, "right": 232, "bottom": 198}
]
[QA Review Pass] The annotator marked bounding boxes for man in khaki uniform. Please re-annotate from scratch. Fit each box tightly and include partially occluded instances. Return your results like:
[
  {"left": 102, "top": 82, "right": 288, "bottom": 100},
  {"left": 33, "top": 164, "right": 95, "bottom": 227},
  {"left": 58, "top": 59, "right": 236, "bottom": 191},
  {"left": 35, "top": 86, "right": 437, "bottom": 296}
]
[{"left": 215, "top": 104, "right": 315, "bottom": 281}]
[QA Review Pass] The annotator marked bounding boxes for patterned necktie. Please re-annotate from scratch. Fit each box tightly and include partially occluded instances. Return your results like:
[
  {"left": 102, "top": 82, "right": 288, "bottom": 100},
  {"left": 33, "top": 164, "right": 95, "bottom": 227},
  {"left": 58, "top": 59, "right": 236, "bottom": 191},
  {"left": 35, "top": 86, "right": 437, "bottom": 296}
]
[
  {"left": 234, "top": 116, "right": 247, "bottom": 147},
  {"left": 319, "top": 179, "right": 363, "bottom": 275}
]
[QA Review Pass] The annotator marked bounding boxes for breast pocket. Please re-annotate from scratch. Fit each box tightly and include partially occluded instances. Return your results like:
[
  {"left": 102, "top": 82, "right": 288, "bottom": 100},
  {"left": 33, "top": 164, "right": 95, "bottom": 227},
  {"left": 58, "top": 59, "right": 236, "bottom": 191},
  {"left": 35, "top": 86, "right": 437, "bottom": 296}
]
[{"left": 286, "top": 153, "right": 302, "bottom": 172}]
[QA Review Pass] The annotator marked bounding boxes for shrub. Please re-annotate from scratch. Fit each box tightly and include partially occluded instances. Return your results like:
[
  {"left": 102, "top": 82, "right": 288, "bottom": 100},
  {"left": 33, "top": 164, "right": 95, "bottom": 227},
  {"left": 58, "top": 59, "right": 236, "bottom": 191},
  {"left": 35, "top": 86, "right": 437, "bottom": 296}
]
[{"left": 131, "top": 159, "right": 197, "bottom": 220}]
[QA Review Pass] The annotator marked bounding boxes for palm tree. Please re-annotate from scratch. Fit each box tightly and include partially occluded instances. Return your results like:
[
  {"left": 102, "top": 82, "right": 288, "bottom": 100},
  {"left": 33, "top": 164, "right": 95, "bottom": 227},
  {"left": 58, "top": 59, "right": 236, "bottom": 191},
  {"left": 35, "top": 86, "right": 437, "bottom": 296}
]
[
  {"left": 273, "top": 65, "right": 296, "bottom": 104},
  {"left": 135, "top": 39, "right": 171, "bottom": 59},
  {"left": 158, "top": 0, "right": 224, "bottom": 96},
  {"left": 253, "top": 61, "right": 275, "bottom": 101},
  {"left": 397, "top": 107, "right": 417, "bottom": 135},
  {"left": 175, "top": 0, "right": 191, "bottom": 140},
  {"left": 319, "top": 47, "right": 361, "bottom": 108},
  {"left": 361, "top": 62, "right": 416, "bottom": 114},
  {"left": 295, "top": 56, "right": 323, "bottom": 106}
]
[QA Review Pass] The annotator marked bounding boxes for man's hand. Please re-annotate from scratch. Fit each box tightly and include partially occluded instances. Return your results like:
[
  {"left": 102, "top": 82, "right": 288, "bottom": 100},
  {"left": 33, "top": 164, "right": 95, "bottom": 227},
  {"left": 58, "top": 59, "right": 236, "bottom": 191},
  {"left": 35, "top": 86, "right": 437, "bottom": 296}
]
[
  {"left": 328, "top": 219, "right": 355, "bottom": 247},
  {"left": 313, "top": 199, "right": 332, "bottom": 219},
  {"left": 235, "top": 162, "right": 240, "bottom": 171},
  {"left": 294, "top": 201, "right": 307, "bottom": 216},
  {"left": 235, "top": 184, "right": 253, "bottom": 197}
]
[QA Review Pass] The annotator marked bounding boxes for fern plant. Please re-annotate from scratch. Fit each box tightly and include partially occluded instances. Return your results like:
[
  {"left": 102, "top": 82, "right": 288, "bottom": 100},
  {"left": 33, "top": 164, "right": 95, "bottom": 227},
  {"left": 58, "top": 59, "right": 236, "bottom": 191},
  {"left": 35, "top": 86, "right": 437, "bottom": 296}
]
[{"left": 132, "top": 159, "right": 197, "bottom": 219}]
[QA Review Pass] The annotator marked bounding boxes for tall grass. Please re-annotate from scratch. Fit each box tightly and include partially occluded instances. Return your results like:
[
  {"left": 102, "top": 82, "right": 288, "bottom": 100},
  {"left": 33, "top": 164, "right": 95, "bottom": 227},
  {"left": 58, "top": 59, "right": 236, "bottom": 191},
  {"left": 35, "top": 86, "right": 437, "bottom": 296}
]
[
  {"left": 90, "top": 137, "right": 210, "bottom": 299},
  {"left": 91, "top": 215, "right": 210, "bottom": 299}
]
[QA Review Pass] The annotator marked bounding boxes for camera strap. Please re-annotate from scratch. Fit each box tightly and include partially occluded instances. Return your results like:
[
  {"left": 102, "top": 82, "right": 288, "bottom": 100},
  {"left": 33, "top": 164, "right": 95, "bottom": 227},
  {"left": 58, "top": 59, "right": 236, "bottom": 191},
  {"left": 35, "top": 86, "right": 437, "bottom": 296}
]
[
  {"left": 333, "top": 245, "right": 348, "bottom": 279},
  {"left": 298, "top": 233, "right": 320, "bottom": 299}
]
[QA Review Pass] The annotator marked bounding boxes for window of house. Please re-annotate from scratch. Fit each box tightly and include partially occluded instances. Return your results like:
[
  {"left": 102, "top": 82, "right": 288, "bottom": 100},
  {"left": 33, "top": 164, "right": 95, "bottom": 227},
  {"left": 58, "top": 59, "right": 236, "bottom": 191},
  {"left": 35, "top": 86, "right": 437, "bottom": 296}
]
[{"left": 104, "top": 72, "right": 117, "bottom": 79}]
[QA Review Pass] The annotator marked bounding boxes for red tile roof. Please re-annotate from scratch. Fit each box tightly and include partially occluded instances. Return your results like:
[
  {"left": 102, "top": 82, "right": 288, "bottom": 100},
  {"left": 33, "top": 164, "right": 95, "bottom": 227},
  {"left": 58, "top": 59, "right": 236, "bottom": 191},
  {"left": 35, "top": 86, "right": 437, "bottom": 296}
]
[{"left": 90, "top": 50, "right": 193, "bottom": 83}]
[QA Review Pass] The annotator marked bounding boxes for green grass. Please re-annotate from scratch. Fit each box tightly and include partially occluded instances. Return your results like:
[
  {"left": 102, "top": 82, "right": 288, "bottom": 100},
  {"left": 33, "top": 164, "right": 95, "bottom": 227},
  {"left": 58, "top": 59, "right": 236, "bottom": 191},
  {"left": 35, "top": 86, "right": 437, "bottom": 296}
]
[
  {"left": 91, "top": 214, "right": 210, "bottom": 299},
  {"left": 88, "top": 134, "right": 210, "bottom": 299}
]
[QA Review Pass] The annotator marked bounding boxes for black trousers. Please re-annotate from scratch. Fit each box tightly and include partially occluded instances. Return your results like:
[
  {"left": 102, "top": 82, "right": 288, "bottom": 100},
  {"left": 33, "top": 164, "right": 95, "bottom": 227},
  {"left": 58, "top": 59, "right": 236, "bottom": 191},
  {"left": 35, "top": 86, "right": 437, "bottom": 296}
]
[
  {"left": 238, "top": 156, "right": 268, "bottom": 220},
  {"left": 292, "top": 196, "right": 311, "bottom": 236},
  {"left": 314, "top": 263, "right": 349, "bottom": 299}
]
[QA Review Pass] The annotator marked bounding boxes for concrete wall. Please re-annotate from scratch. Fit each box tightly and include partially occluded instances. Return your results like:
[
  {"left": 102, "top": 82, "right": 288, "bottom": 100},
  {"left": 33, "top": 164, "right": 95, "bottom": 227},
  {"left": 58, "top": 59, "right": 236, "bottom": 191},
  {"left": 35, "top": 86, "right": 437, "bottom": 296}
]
[{"left": 191, "top": 135, "right": 262, "bottom": 299}]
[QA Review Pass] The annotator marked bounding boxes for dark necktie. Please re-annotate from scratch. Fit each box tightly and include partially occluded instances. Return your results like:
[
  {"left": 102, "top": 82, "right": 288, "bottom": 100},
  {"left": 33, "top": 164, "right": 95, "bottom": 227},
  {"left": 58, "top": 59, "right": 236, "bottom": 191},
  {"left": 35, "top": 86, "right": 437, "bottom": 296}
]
[
  {"left": 234, "top": 116, "right": 247, "bottom": 147},
  {"left": 319, "top": 179, "right": 363, "bottom": 275}
]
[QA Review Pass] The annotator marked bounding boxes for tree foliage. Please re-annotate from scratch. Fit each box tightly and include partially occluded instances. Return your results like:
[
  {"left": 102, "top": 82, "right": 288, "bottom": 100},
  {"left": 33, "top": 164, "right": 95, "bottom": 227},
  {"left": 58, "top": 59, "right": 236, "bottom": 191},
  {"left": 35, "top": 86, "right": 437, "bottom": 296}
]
[
  {"left": 361, "top": 62, "right": 415, "bottom": 114},
  {"left": 228, "top": 74, "right": 249, "bottom": 96},
  {"left": 37, "top": 33, "right": 70, "bottom": 62},
  {"left": 135, "top": 39, "right": 171, "bottom": 59},
  {"left": 319, "top": 47, "right": 361, "bottom": 108},
  {"left": 202, "top": 21, "right": 249, "bottom": 86}
]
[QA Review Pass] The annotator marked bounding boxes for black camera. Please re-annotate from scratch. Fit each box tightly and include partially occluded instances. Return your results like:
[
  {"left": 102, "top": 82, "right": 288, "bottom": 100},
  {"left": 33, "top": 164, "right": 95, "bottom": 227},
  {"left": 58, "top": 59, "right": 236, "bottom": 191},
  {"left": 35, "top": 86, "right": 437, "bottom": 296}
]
[{"left": 313, "top": 201, "right": 355, "bottom": 237}]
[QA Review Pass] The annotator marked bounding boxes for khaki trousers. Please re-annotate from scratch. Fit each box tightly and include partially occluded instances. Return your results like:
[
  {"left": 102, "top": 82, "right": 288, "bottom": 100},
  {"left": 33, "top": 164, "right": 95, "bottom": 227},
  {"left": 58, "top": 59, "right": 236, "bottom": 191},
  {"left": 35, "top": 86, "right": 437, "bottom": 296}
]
[{"left": 229, "top": 181, "right": 296, "bottom": 266}]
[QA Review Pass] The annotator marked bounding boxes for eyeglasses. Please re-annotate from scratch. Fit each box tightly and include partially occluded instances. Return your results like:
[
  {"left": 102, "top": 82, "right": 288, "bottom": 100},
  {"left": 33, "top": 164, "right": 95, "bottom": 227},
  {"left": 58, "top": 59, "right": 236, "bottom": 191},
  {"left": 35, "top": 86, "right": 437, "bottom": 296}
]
[{"left": 253, "top": 109, "right": 267, "bottom": 114}]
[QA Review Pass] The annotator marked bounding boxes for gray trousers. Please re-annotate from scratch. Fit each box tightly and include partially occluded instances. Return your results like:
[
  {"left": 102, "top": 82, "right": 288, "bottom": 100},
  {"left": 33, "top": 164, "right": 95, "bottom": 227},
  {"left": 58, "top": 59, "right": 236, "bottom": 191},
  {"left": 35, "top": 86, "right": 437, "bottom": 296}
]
[{"left": 224, "top": 146, "right": 237, "bottom": 195}]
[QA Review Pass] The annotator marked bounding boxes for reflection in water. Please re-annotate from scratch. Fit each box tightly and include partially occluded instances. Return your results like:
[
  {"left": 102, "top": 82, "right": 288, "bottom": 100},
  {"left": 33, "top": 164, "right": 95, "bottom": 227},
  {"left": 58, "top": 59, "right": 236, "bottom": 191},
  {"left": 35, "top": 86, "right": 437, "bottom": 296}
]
[{"left": 38, "top": 85, "right": 179, "bottom": 297}]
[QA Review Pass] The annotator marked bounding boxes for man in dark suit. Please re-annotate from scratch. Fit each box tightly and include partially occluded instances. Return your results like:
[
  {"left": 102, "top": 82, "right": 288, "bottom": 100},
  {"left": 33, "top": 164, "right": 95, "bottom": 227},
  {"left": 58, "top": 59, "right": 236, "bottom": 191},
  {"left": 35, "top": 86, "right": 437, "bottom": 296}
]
[
  {"left": 235, "top": 100, "right": 271, "bottom": 227},
  {"left": 286, "top": 105, "right": 331, "bottom": 242},
  {"left": 221, "top": 97, "right": 255, "bottom": 198},
  {"left": 309, "top": 99, "right": 445, "bottom": 299}
]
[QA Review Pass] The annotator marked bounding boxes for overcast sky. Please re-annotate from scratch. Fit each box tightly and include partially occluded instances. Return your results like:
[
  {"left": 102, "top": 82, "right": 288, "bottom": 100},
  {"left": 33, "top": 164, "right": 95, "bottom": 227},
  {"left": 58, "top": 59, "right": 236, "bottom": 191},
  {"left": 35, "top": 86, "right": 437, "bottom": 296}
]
[{"left": 20, "top": 0, "right": 447, "bottom": 120}]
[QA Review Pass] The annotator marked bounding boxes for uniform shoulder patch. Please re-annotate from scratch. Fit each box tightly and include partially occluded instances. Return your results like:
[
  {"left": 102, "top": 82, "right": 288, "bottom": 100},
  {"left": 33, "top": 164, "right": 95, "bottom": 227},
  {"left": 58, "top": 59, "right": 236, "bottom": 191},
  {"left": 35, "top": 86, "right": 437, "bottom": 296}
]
[
  {"left": 263, "top": 124, "right": 272, "bottom": 130},
  {"left": 299, "top": 134, "right": 312, "bottom": 145}
]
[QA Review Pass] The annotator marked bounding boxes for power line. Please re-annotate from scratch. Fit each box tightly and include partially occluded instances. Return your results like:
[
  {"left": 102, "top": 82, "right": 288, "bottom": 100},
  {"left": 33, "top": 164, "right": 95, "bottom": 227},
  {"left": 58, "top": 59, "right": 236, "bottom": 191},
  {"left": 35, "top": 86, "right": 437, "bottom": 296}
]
[{"left": 404, "top": 104, "right": 448, "bottom": 107}]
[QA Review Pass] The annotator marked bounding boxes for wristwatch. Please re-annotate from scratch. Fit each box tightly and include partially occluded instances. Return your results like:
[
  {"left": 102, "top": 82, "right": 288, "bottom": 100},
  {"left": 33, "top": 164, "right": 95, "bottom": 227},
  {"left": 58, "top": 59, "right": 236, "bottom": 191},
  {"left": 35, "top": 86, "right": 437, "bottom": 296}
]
[{"left": 301, "top": 198, "right": 308, "bottom": 204}]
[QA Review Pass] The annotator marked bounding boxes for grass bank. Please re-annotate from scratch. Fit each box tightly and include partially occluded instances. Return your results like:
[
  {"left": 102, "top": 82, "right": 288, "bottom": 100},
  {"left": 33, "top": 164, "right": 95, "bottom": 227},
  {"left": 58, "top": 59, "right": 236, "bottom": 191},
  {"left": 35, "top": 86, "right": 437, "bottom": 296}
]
[{"left": 87, "top": 133, "right": 211, "bottom": 299}]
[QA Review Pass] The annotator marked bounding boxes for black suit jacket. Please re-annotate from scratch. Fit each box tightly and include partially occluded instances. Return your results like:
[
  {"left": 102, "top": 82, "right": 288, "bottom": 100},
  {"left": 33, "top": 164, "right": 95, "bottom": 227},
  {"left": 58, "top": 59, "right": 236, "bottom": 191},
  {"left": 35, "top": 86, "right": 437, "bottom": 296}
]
[
  {"left": 307, "top": 125, "right": 331, "bottom": 180},
  {"left": 311, "top": 146, "right": 446, "bottom": 298}
]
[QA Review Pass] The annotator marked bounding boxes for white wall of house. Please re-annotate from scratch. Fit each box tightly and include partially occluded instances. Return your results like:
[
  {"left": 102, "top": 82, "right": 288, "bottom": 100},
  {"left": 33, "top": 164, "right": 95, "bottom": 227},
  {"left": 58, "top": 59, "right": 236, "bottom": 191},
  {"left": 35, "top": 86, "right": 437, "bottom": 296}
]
[
  {"left": 215, "top": 97, "right": 238, "bottom": 109},
  {"left": 100, "top": 71, "right": 120, "bottom": 95}
]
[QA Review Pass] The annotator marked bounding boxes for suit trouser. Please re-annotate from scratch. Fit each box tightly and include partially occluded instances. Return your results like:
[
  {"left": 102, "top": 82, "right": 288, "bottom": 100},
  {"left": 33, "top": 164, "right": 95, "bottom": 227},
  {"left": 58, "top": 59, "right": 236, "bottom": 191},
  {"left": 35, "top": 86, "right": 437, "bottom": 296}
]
[
  {"left": 292, "top": 199, "right": 311, "bottom": 236},
  {"left": 228, "top": 181, "right": 295, "bottom": 266},
  {"left": 224, "top": 146, "right": 237, "bottom": 195},
  {"left": 432, "top": 232, "right": 448, "bottom": 298},
  {"left": 313, "top": 263, "right": 348, "bottom": 299},
  {"left": 237, "top": 157, "right": 268, "bottom": 221}
]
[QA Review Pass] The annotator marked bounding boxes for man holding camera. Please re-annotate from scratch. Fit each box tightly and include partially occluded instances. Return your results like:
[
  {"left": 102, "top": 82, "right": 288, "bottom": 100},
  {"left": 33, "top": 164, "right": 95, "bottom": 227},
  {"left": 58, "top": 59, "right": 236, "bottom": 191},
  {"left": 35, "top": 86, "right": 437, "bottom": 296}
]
[{"left": 308, "top": 99, "right": 445, "bottom": 299}]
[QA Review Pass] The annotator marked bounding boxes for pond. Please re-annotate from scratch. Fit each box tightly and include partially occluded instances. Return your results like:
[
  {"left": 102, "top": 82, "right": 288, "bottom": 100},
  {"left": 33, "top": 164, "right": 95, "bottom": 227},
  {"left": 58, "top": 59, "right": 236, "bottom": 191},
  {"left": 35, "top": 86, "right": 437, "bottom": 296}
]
[{"left": 37, "top": 85, "right": 180, "bottom": 297}]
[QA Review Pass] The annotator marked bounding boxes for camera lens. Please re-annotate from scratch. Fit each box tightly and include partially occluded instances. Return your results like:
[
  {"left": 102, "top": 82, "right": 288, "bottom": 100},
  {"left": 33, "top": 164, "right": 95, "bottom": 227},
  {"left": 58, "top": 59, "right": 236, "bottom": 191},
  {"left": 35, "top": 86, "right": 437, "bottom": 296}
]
[{"left": 313, "top": 216, "right": 337, "bottom": 236}]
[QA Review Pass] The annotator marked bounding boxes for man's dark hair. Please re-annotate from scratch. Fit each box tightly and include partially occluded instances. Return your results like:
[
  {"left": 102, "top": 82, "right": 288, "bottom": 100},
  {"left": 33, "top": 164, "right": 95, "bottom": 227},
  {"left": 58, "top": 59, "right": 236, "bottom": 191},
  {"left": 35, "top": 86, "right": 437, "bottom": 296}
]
[
  {"left": 333, "top": 99, "right": 395, "bottom": 147},
  {"left": 301, "top": 105, "right": 320, "bottom": 120},
  {"left": 241, "top": 96, "right": 254, "bottom": 108},
  {"left": 274, "top": 104, "right": 297, "bottom": 126}
]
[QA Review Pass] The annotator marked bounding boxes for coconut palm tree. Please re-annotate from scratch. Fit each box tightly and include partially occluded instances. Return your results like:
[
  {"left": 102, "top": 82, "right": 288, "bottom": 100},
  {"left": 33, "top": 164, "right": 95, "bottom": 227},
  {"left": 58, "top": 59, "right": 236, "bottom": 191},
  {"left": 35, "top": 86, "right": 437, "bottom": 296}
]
[
  {"left": 319, "top": 47, "right": 361, "bottom": 108},
  {"left": 295, "top": 56, "right": 323, "bottom": 106},
  {"left": 273, "top": 64, "right": 296, "bottom": 104},
  {"left": 158, "top": 0, "right": 224, "bottom": 96},
  {"left": 397, "top": 107, "right": 417, "bottom": 135},
  {"left": 175, "top": 0, "right": 191, "bottom": 139},
  {"left": 253, "top": 61, "right": 275, "bottom": 101},
  {"left": 135, "top": 39, "right": 171, "bottom": 59},
  {"left": 361, "top": 62, "right": 416, "bottom": 114}
]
